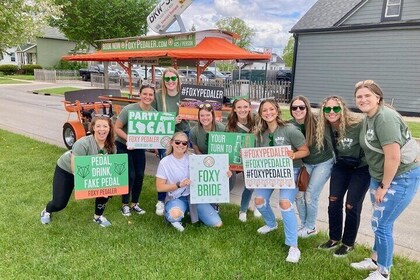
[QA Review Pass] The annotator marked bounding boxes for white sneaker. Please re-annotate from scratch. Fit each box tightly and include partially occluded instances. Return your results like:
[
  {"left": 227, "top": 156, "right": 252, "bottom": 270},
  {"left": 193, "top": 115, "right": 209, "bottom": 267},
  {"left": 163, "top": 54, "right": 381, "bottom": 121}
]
[
  {"left": 93, "top": 215, "right": 111, "bottom": 227},
  {"left": 238, "top": 212, "right": 247, "bottom": 222},
  {"left": 171, "top": 222, "right": 185, "bottom": 232},
  {"left": 351, "top": 258, "right": 378, "bottom": 270},
  {"left": 257, "top": 224, "right": 278, "bottom": 234},
  {"left": 298, "top": 227, "right": 318, "bottom": 238},
  {"left": 155, "top": 201, "right": 165, "bottom": 216},
  {"left": 254, "top": 208, "right": 262, "bottom": 218},
  {"left": 286, "top": 247, "right": 301, "bottom": 263},
  {"left": 364, "top": 270, "right": 389, "bottom": 280},
  {"left": 40, "top": 209, "right": 51, "bottom": 224}
]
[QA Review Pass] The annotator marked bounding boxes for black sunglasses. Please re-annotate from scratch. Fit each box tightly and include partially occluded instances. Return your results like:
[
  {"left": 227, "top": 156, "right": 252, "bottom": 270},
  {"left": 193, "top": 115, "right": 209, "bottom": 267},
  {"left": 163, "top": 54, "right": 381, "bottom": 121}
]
[
  {"left": 323, "top": 106, "right": 342, "bottom": 114},
  {"left": 291, "top": 105, "right": 306, "bottom": 111},
  {"left": 174, "top": 140, "right": 188, "bottom": 146},
  {"left": 164, "top": 76, "right": 178, "bottom": 82}
]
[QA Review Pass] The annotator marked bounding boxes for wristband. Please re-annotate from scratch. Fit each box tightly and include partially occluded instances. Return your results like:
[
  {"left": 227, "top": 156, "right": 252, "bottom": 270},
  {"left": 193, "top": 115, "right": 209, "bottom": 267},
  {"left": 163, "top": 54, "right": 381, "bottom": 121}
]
[
  {"left": 379, "top": 182, "right": 388, "bottom": 189},
  {"left": 176, "top": 182, "right": 181, "bottom": 188}
]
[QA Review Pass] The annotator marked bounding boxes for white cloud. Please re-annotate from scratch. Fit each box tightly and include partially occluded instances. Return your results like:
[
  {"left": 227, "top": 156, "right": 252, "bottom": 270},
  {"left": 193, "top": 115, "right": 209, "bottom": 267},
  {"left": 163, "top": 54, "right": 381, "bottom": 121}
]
[{"left": 150, "top": 0, "right": 317, "bottom": 55}]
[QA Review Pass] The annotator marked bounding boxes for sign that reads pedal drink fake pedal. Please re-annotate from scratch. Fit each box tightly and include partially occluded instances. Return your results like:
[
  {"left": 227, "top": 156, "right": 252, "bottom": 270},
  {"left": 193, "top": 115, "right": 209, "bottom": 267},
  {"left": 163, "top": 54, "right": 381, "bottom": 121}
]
[
  {"left": 74, "top": 154, "right": 128, "bottom": 200},
  {"left": 242, "top": 146, "right": 295, "bottom": 189},
  {"left": 127, "top": 111, "right": 175, "bottom": 149},
  {"left": 208, "top": 131, "right": 255, "bottom": 171},
  {"left": 189, "top": 154, "right": 230, "bottom": 204}
]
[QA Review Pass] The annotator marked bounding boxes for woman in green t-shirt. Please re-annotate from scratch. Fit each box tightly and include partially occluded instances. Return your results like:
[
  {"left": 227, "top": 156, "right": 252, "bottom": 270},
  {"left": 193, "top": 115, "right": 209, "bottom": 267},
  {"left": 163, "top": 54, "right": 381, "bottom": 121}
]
[
  {"left": 316, "top": 95, "right": 370, "bottom": 257},
  {"left": 351, "top": 80, "right": 420, "bottom": 280},
  {"left": 225, "top": 98, "right": 260, "bottom": 222},
  {"left": 40, "top": 116, "right": 116, "bottom": 227},
  {"left": 153, "top": 67, "right": 189, "bottom": 216}
]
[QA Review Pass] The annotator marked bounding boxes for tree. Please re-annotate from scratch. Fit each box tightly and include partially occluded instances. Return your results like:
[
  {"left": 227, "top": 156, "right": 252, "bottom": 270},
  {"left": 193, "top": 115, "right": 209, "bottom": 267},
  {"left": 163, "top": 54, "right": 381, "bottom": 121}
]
[
  {"left": 52, "top": 0, "right": 157, "bottom": 50},
  {"left": 0, "top": 0, "right": 61, "bottom": 56},
  {"left": 215, "top": 17, "right": 254, "bottom": 50},
  {"left": 282, "top": 36, "right": 295, "bottom": 68}
]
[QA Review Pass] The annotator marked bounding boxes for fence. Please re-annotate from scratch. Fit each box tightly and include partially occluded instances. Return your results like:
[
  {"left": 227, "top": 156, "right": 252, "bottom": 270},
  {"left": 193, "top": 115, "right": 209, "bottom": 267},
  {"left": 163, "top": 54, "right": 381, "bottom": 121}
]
[{"left": 34, "top": 70, "right": 80, "bottom": 83}]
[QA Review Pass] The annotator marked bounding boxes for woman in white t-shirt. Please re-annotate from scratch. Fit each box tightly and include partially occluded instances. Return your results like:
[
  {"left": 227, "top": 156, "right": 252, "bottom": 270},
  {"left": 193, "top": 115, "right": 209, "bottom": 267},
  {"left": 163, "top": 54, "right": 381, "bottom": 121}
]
[{"left": 155, "top": 132, "right": 223, "bottom": 232}]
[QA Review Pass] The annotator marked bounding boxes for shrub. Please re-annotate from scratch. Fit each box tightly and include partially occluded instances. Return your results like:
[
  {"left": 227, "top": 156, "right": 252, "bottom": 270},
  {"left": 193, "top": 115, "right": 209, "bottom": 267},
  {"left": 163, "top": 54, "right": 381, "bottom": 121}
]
[
  {"left": 0, "top": 71, "right": 4, "bottom": 77},
  {"left": 21, "top": 64, "right": 43, "bottom": 75},
  {"left": 0, "top": 64, "right": 19, "bottom": 75},
  {"left": 54, "top": 59, "right": 88, "bottom": 70}
]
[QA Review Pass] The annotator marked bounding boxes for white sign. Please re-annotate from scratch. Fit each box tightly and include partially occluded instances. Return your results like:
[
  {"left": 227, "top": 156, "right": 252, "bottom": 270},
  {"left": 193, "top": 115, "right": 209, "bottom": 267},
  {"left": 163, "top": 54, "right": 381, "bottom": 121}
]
[
  {"left": 242, "top": 146, "right": 295, "bottom": 189},
  {"left": 147, "top": 0, "right": 193, "bottom": 33},
  {"left": 189, "top": 154, "right": 230, "bottom": 204}
]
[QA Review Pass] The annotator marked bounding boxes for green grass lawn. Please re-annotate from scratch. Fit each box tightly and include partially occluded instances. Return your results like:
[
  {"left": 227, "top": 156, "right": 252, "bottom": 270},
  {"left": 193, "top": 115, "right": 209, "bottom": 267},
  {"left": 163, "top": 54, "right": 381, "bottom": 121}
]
[
  {"left": 0, "top": 77, "right": 30, "bottom": 84},
  {"left": 0, "top": 129, "right": 419, "bottom": 279},
  {"left": 35, "top": 87, "right": 82, "bottom": 96},
  {"left": 7, "top": 74, "right": 35, "bottom": 80}
]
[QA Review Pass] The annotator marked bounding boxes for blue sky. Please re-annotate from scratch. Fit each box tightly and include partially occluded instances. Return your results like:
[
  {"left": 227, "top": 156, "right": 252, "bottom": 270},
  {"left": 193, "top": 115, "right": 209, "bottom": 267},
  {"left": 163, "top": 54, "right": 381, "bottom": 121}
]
[{"left": 154, "top": 0, "right": 318, "bottom": 55}]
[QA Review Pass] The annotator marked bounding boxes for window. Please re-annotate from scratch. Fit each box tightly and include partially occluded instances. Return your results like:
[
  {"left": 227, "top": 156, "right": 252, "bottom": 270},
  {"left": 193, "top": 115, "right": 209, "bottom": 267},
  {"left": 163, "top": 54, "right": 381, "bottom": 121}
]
[
  {"left": 11, "top": 53, "right": 16, "bottom": 62},
  {"left": 382, "top": 0, "right": 402, "bottom": 21}
]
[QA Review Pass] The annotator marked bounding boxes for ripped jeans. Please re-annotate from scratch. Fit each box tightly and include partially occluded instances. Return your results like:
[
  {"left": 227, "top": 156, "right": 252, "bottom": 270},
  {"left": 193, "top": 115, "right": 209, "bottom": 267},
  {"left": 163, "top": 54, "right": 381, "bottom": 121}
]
[
  {"left": 369, "top": 166, "right": 420, "bottom": 274},
  {"left": 255, "top": 168, "right": 299, "bottom": 247},
  {"left": 328, "top": 164, "right": 370, "bottom": 246},
  {"left": 296, "top": 158, "right": 333, "bottom": 230}
]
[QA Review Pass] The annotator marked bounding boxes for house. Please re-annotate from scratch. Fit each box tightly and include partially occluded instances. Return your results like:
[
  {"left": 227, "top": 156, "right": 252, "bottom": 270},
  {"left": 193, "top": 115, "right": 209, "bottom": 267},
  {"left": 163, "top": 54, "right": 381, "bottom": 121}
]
[
  {"left": 291, "top": 0, "right": 420, "bottom": 115},
  {"left": 242, "top": 53, "right": 286, "bottom": 70},
  {"left": 0, "top": 27, "right": 77, "bottom": 68}
]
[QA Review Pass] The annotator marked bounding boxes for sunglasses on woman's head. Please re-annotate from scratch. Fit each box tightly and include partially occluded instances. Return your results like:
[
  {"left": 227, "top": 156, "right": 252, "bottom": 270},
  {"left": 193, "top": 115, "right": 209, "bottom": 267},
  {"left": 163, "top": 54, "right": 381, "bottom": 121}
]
[
  {"left": 323, "top": 106, "right": 342, "bottom": 113},
  {"left": 142, "top": 81, "right": 156, "bottom": 88},
  {"left": 164, "top": 76, "right": 178, "bottom": 82},
  {"left": 291, "top": 105, "right": 306, "bottom": 111},
  {"left": 174, "top": 140, "right": 188, "bottom": 146},
  {"left": 198, "top": 103, "right": 213, "bottom": 110}
]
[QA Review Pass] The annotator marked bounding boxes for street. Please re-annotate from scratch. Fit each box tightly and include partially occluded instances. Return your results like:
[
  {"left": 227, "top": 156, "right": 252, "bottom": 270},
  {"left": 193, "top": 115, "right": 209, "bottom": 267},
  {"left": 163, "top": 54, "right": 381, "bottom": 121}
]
[{"left": 0, "top": 80, "right": 419, "bottom": 261}]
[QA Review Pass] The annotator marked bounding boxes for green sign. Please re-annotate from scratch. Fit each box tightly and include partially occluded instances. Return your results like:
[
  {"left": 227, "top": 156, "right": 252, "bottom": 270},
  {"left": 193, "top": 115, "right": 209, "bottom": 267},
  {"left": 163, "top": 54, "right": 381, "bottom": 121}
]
[
  {"left": 101, "top": 34, "right": 196, "bottom": 51},
  {"left": 208, "top": 132, "right": 255, "bottom": 171},
  {"left": 127, "top": 111, "right": 176, "bottom": 149},
  {"left": 189, "top": 154, "right": 230, "bottom": 204},
  {"left": 74, "top": 154, "right": 128, "bottom": 200}
]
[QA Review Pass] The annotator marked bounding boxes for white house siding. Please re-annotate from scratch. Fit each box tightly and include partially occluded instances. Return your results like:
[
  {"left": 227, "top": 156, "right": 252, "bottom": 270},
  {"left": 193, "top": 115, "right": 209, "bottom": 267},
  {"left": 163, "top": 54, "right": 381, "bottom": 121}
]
[{"left": 293, "top": 29, "right": 420, "bottom": 114}]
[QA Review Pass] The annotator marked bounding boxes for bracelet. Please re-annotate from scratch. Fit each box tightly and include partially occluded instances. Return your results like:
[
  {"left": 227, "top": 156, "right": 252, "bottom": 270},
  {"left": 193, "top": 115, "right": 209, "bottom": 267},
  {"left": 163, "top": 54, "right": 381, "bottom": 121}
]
[
  {"left": 176, "top": 182, "right": 181, "bottom": 188},
  {"left": 379, "top": 182, "right": 389, "bottom": 189}
]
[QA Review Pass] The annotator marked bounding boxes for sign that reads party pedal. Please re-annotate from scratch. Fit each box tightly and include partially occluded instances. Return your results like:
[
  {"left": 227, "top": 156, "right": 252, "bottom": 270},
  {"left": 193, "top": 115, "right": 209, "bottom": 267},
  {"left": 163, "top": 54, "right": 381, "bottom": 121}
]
[
  {"left": 242, "top": 146, "right": 295, "bottom": 189},
  {"left": 127, "top": 111, "right": 175, "bottom": 149},
  {"left": 74, "top": 154, "right": 128, "bottom": 200},
  {"left": 189, "top": 154, "right": 230, "bottom": 204}
]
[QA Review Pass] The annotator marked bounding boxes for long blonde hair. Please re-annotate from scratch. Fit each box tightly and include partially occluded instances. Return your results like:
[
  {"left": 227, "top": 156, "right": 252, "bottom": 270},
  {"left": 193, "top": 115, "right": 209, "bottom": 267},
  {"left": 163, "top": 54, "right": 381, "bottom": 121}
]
[
  {"left": 160, "top": 67, "right": 181, "bottom": 112},
  {"left": 316, "top": 95, "right": 361, "bottom": 150}
]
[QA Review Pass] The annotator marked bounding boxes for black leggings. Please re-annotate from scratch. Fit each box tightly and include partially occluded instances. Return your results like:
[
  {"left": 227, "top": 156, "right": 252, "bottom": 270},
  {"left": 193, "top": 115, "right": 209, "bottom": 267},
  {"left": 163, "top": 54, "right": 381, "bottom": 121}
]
[{"left": 45, "top": 165, "right": 109, "bottom": 216}]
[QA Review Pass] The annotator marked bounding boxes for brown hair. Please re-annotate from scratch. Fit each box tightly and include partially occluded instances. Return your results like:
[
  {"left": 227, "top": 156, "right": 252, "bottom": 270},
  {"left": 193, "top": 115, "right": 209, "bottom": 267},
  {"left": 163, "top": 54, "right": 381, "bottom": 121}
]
[
  {"left": 289, "top": 95, "right": 317, "bottom": 147},
  {"left": 198, "top": 103, "right": 216, "bottom": 131},
  {"left": 226, "top": 98, "right": 254, "bottom": 132},
  {"left": 255, "top": 99, "right": 287, "bottom": 137},
  {"left": 90, "top": 116, "right": 115, "bottom": 154}
]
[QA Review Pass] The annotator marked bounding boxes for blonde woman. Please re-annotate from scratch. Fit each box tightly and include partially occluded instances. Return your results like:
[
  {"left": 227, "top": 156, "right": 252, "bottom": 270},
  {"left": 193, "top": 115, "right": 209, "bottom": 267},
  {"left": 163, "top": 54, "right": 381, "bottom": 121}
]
[
  {"left": 316, "top": 96, "right": 370, "bottom": 257},
  {"left": 153, "top": 67, "right": 189, "bottom": 216}
]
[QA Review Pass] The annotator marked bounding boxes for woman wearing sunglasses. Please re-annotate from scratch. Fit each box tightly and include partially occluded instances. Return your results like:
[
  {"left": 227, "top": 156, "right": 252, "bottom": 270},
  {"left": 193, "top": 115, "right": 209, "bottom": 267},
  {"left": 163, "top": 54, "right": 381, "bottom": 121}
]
[
  {"left": 351, "top": 81, "right": 419, "bottom": 280},
  {"left": 316, "top": 96, "right": 370, "bottom": 257},
  {"left": 225, "top": 98, "right": 261, "bottom": 222},
  {"left": 114, "top": 84, "right": 156, "bottom": 217},
  {"left": 155, "top": 132, "right": 222, "bottom": 232},
  {"left": 153, "top": 67, "right": 189, "bottom": 216},
  {"left": 254, "top": 99, "right": 309, "bottom": 263},
  {"left": 288, "top": 96, "right": 334, "bottom": 238},
  {"left": 40, "top": 116, "right": 116, "bottom": 227}
]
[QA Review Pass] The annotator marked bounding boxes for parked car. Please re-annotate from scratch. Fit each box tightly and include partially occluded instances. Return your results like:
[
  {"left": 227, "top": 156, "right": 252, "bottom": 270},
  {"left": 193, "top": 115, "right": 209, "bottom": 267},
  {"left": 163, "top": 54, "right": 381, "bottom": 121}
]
[
  {"left": 120, "top": 68, "right": 145, "bottom": 87},
  {"left": 202, "top": 70, "right": 226, "bottom": 80},
  {"left": 276, "top": 69, "right": 292, "bottom": 82},
  {"left": 178, "top": 69, "right": 209, "bottom": 82},
  {"left": 79, "top": 64, "right": 104, "bottom": 81}
]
